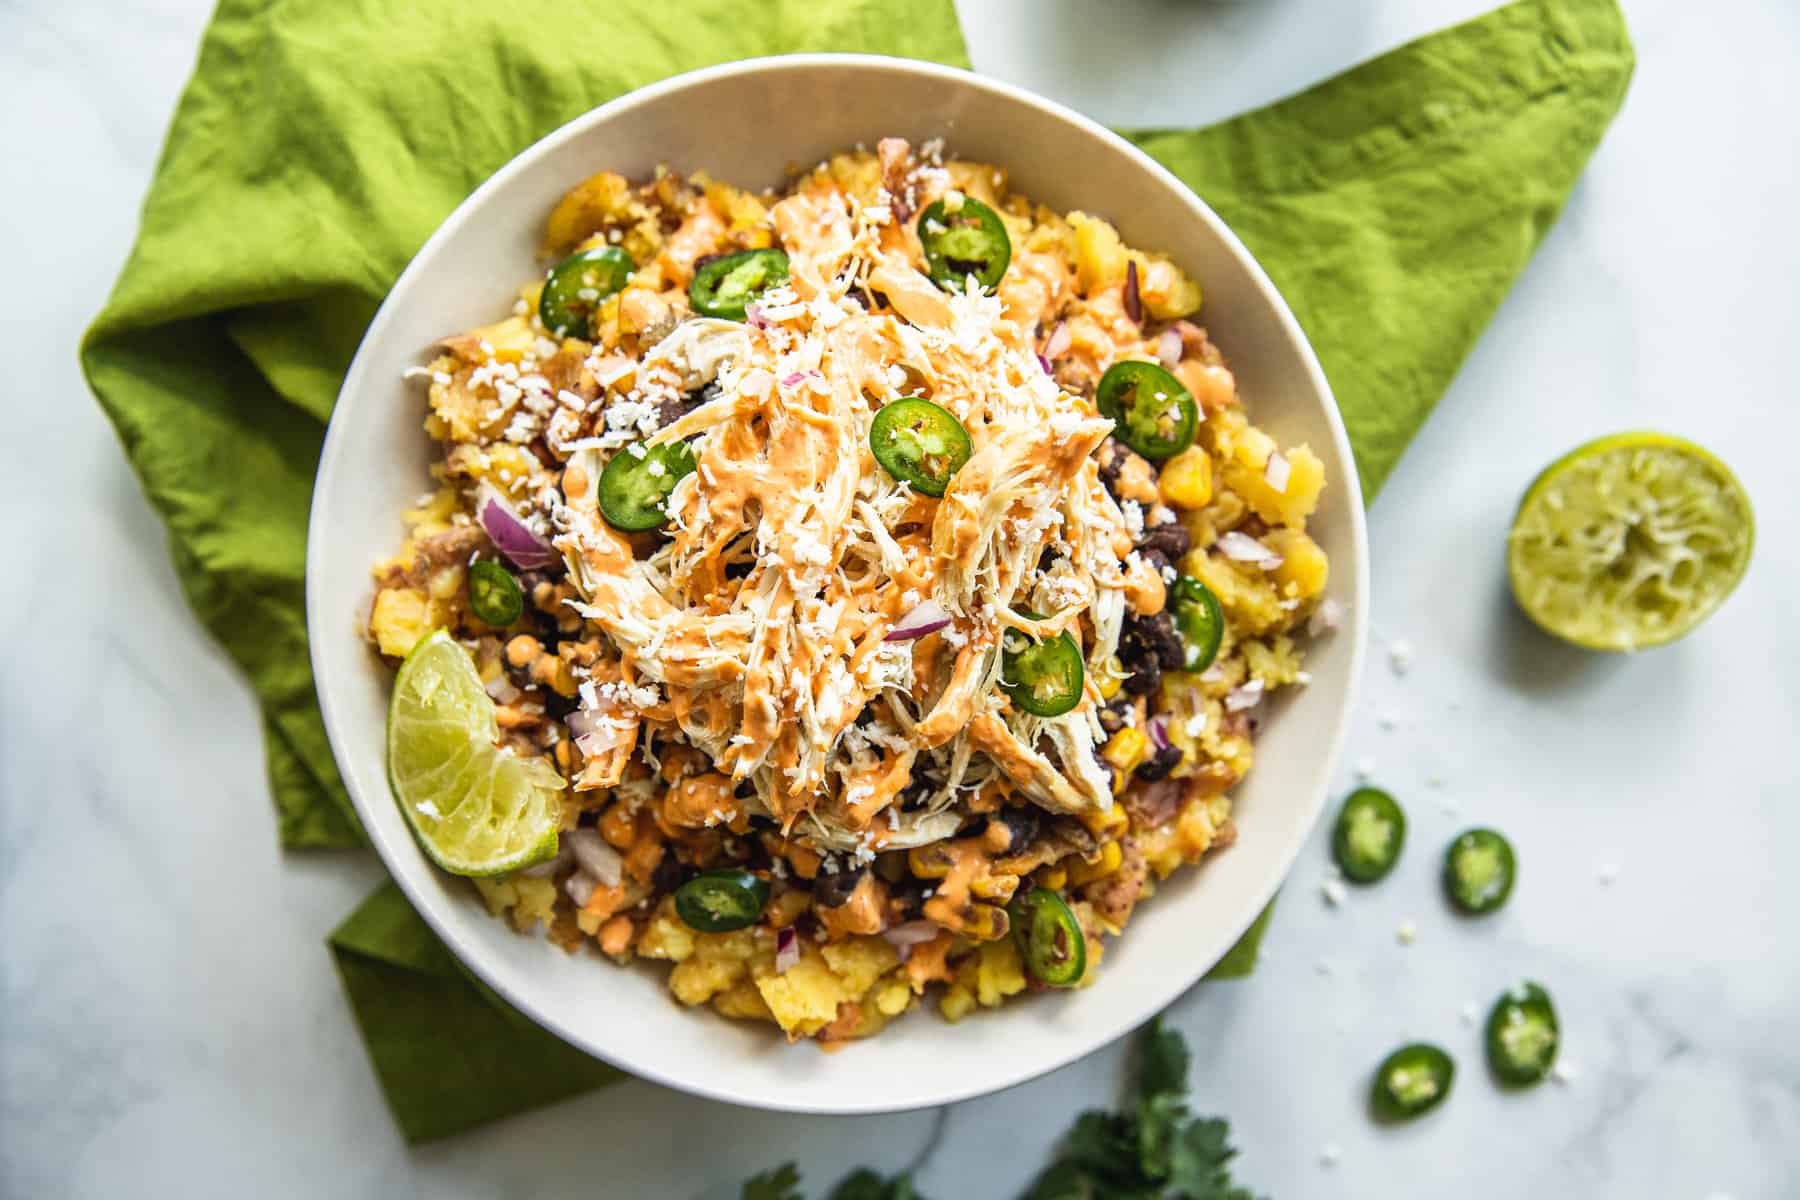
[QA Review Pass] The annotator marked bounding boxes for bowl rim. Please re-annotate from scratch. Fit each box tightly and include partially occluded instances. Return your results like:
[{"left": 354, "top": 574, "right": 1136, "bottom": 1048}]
[{"left": 307, "top": 51, "right": 1369, "bottom": 1114}]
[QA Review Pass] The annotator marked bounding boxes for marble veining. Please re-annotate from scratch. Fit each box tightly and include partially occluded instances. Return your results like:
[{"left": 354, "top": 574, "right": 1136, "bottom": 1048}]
[{"left": 2, "top": 0, "right": 1797, "bottom": 1196}]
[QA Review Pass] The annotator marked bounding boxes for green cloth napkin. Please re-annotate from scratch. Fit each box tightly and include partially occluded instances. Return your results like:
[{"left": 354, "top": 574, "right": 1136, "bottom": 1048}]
[{"left": 84, "top": 0, "right": 1631, "bottom": 1144}]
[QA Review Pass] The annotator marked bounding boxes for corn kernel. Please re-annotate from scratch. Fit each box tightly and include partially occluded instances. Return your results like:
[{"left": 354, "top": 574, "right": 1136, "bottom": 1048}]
[
  {"left": 1081, "top": 805, "right": 1130, "bottom": 838},
  {"left": 1159, "top": 446, "right": 1214, "bottom": 509},
  {"left": 908, "top": 845, "right": 955, "bottom": 880},
  {"left": 971, "top": 872, "right": 1021, "bottom": 903},
  {"left": 963, "top": 903, "right": 1009, "bottom": 942},
  {"left": 1098, "top": 655, "right": 1125, "bottom": 700},
  {"left": 1036, "top": 864, "right": 1068, "bottom": 891},
  {"left": 1068, "top": 840, "right": 1124, "bottom": 885},
  {"left": 1101, "top": 728, "right": 1149, "bottom": 774}
]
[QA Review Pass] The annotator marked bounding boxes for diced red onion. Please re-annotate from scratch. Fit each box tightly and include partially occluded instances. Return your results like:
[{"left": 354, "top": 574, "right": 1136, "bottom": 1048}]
[
  {"left": 1036, "top": 354, "right": 1053, "bottom": 375},
  {"left": 775, "top": 926, "right": 800, "bottom": 974},
  {"left": 1157, "top": 327, "right": 1183, "bottom": 368},
  {"left": 780, "top": 370, "right": 809, "bottom": 388},
  {"left": 567, "top": 828, "right": 622, "bottom": 888},
  {"left": 885, "top": 598, "right": 952, "bottom": 641},
  {"left": 880, "top": 920, "right": 942, "bottom": 949},
  {"left": 1043, "top": 321, "right": 1072, "bottom": 361},
  {"left": 1147, "top": 715, "right": 1171, "bottom": 752},
  {"left": 564, "top": 871, "right": 598, "bottom": 908},
  {"left": 746, "top": 302, "right": 767, "bottom": 329},
  {"left": 1264, "top": 450, "right": 1291, "bottom": 494},
  {"left": 484, "top": 675, "right": 521, "bottom": 705},
  {"left": 1217, "top": 530, "right": 1283, "bottom": 569},
  {"left": 1123, "top": 260, "right": 1143, "bottom": 324},
  {"left": 566, "top": 709, "right": 627, "bottom": 759},
  {"left": 1225, "top": 680, "right": 1265, "bottom": 712},
  {"left": 1308, "top": 597, "right": 1346, "bottom": 637},
  {"left": 475, "top": 485, "right": 556, "bottom": 569}
]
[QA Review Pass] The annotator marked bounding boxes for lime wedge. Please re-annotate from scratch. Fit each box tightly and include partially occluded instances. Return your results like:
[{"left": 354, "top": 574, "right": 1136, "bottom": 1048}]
[
  {"left": 387, "top": 630, "right": 564, "bottom": 876},
  {"left": 1508, "top": 433, "right": 1753, "bottom": 651}
]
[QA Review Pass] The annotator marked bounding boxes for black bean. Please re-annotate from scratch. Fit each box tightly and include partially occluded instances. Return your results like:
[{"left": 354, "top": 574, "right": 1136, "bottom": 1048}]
[
  {"left": 887, "top": 876, "right": 929, "bottom": 918},
  {"left": 991, "top": 806, "right": 1041, "bottom": 854},
  {"left": 1119, "top": 612, "right": 1185, "bottom": 694},
  {"left": 650, "top": 854, "right": 684, "bottom": 895},
  {"left": 1134, "top": 742, "right": 1183, "bottom": 781},
  {"left": 1097, "top": 438, "right": 1131, "bottom": 496},
  {"left": 656, "top": 380, "right": 718, "bottom": 429},
  {"left": 542, "top": 688, "right": 577, "bottom": 721},
  {"left": 1098, "top": 696, "right": 1133, "bottom": 734},
  {"left": 1122, "top": 664, "right": 1161, "bottom": 696},
  {"left": 1137, "top": 548, "right": 1173, "bottom": 580},
  {"left": 899, "top": 762, "right": 947, "bottom": 812},
  {"left": 1136, "top": 522, "right": 1191, "bottom": 561},
  {"left": 814, "top": 866, "right": 867, "bottom": 909}
]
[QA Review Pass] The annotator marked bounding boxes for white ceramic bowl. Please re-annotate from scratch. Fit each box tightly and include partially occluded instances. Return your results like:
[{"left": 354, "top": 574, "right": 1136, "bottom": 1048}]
[{"left": 308, "top": 54, "right": 1368, "bottom": 1114}]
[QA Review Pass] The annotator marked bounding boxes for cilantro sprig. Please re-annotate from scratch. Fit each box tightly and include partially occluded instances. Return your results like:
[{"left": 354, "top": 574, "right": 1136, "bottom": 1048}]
[
  {"left": 740, "top": 1021, "right": 1259, "bottom": 1200},
  {"left": 742, "top": 1162, "right": 926, "bottom": 1200}
]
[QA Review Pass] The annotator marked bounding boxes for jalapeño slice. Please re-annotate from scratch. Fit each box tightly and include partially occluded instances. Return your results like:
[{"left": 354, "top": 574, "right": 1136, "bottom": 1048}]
[
  {"left": 1169, "top": 575, "right": 1224, "bottom": 673},
  {"left": 540, "top": 246, "right": 632, "bottom": 338},
  {"left": 1371, "top": 1043, "right": 1455, "bottom": 1122},
  {"left": 1485, "top": 982, "right": 1560, "bottom": 1086},
  {"left": 1332, "top": 786, "right": 1406, "bottom": 884},
  {"left": 1001, "top": 623, "right": 1085, "bottom": 718},
  {"left": 869, "top": 398, "right": 972, "bottom": 497},
  {"left": 598, "top": 441, "right": 697, "bottom": 532},
  {"left": 467, "top": 559, "right": 524, "bottom": 627},
  {"left": 1444, "top": 828, "right": 1517, "bottom": 915},
  {"left": 1096, "top": 360, "right": 1198, "bottom": 462},
  {"left": 689, "top": 248, "right": 789, "bottom": 321},
  {"left": 1008, "top": 887, "right": 1086, "bottom": 987},
  {"left": 917, "top": 195, "right": 1011, "bottom": 292},
  {"left": 674, "top": 869, "right": 770, "bottom": 933}
]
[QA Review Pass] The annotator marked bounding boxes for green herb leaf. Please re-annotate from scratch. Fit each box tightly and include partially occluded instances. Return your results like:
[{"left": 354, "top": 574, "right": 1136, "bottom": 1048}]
[
  {"left": 1138, "top": 1018, "right": 1192, "bottom": 1101},
  {"left": 828, "top": 1169, "right": 930, "bottom": 1200},
  {"left": 1023, "top": 1021, "right": 1261, "bottom": 1200},
  {"left": 1166, "top": 1117, "right": 1256, "bottom": 1200},
  {"left": 743, "top": 1162, "right": 804, "bottom": 1200}
]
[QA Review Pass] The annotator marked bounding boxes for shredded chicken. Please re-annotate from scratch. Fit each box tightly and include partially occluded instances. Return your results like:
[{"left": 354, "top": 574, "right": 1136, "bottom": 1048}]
[{"left": 551, "top": 142, "right": 1138, "bottom": 845}]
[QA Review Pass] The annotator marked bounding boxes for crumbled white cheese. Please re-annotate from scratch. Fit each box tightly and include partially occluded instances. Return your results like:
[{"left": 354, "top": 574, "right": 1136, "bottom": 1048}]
[
  {"left": 1119, "top": 501, "right": 1145, "bottom": 537},
  {"left": 1388, "top": 638, "right": 1414, "bottom": 675},
  {"left": 1396, "top": 919, "right": 1417, "bottom": 945}
]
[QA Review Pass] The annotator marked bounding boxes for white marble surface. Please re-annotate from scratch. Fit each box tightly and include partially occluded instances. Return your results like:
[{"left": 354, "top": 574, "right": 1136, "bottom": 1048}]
[{"left": 3, "top": 0, "right": 1796, "bottom": 1195}]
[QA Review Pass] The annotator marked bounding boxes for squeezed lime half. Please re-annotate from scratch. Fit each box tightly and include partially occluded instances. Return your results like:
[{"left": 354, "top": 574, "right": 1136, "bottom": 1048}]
[
  {"left": 1508, "top": 433, "right": 1753, "bottom": 651},
  {"left": 387, "top": 630, "right": 563, "bottom": 875}
]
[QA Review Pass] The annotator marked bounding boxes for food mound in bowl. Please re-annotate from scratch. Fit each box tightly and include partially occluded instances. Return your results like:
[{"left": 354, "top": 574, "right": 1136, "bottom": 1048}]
[{"left": 367, "top": 137, "right": 1334, "bottom": 1044}]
